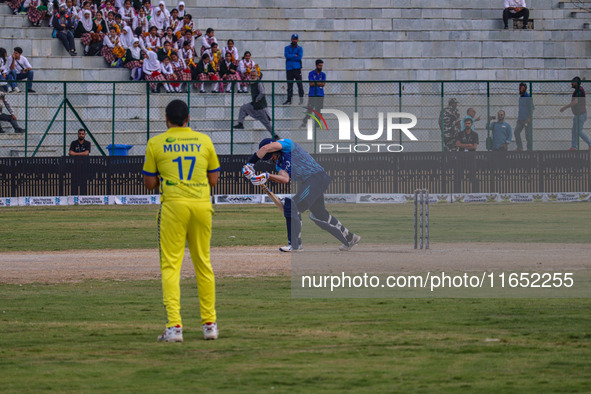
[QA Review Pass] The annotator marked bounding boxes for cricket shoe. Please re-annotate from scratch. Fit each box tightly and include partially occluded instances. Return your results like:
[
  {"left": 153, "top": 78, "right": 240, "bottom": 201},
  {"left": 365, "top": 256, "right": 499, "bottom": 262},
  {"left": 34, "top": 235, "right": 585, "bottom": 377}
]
[
  {"left": 339, "top": 234, "right": 361, "bottom": 252},
  {"left": 279, "top": 245, "right": 303, "bottom": 252},
  {"left": 157, "top": 324, "right": 183, "bottom": 342},
  {"left": 203, "top": 322, "right": 219, "bottom": 340}
]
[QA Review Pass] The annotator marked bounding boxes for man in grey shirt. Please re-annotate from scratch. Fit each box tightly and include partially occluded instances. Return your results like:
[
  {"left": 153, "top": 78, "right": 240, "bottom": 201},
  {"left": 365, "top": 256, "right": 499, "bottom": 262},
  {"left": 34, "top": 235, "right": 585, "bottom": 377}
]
[
  {"left": 234, "top": 71, "right": 274, "bottom": 138},
  {"left": 0, "top": 90, "right": 24, "bottom": 134}
]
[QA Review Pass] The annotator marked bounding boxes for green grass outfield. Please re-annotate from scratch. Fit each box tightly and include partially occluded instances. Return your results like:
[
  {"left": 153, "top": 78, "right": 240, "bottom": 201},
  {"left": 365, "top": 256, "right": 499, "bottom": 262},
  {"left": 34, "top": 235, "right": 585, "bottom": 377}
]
[
  {"left": 1, "top": 204, "right": 590, "bottom": 392},
  {"left": 1, "top": 203, "right": 590, "bottom": 251}
]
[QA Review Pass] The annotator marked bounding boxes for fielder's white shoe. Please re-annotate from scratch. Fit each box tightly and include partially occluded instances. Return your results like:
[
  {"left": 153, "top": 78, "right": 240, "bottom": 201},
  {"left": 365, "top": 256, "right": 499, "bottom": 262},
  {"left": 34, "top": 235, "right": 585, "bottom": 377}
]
[
  {"left": 279, "top": 245, "right": 303, "bottom": 252},
  {"left": 203, "top": 322, "right": 219, "bottom": 340},
  {"left": 339, "top": 234, "right": 361, "bottom": 251},
  {"left": 157, "top": 324, "right": 183, "bottom": 342}
]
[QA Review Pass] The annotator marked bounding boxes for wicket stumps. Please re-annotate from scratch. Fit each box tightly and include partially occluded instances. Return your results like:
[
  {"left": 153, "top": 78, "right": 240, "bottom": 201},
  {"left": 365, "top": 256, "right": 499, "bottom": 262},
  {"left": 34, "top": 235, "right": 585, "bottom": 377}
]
[{"left": 414, "top": 189, "right": 429, "bottom": 249}]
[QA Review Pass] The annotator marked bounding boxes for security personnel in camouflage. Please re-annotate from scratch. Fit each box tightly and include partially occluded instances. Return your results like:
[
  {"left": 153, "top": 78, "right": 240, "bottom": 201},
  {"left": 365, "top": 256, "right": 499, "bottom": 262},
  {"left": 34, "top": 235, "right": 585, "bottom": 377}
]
[{"left": 440, "top": 98, "right": 461, "bottom": 151}]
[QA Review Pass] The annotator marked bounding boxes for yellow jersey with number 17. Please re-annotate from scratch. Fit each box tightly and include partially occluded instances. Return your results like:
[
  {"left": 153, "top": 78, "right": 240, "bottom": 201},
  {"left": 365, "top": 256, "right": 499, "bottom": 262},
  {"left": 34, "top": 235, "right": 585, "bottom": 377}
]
[{"left": 142, "top": 127, "right": 220, "bottom": 203}]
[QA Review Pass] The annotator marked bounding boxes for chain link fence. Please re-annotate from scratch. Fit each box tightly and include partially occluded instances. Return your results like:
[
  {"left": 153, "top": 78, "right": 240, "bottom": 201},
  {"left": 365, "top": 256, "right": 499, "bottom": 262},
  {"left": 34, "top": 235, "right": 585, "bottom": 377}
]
[{"left": 0, "top": 80, "right": 586, "bottom": 157}]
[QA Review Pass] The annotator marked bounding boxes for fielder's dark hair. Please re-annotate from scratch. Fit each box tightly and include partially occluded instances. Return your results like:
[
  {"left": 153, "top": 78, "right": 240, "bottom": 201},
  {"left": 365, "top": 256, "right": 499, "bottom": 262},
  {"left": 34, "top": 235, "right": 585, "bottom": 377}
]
[
  {"left": 14, "top": 47, "right": 23, "bottom": 54},
  {"left": 315, "top": 59, "right": 323, "bottom": 66},
  {"left": 166, "top": 100, "right": 189, "bottom": 127}
]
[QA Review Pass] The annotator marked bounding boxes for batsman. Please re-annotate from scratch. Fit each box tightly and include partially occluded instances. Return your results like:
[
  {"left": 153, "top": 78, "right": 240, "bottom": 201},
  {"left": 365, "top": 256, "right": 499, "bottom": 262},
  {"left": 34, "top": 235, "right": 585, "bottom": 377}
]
[{"left": 243, "top": 138, "right": 361, "bottom": 252}]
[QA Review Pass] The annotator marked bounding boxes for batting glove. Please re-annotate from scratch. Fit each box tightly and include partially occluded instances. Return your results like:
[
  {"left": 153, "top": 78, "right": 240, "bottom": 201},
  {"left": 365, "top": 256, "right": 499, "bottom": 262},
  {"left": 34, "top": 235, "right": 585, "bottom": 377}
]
[
  {"left": 242, "top": 164, "right": 255, "bottom": 179},
  {"left": 251, "top": 172, "right": 269, "bottom": 185}
]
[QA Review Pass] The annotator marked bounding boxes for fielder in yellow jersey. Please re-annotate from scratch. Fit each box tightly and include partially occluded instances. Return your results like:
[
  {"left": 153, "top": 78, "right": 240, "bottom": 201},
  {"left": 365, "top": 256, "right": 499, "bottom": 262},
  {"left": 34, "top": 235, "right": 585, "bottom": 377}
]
[{"left": 143, "top": 100, "right": 221, "bottom": 342}]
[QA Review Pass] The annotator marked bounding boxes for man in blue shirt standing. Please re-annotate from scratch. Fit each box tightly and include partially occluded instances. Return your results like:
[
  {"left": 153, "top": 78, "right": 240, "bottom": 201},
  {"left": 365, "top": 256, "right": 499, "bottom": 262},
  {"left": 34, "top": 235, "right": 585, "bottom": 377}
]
[
  {"left": 514, "top": 83, "right": 534, "bottom": 151},
  {"left": 488, "top": 110, "right": 513, "bottom": 151},
  {"left": 300, "top": 59, "right": 326, "bottom": 128},
  {"left": 283, "top": 33, "right": 304, "bottom": 105}
]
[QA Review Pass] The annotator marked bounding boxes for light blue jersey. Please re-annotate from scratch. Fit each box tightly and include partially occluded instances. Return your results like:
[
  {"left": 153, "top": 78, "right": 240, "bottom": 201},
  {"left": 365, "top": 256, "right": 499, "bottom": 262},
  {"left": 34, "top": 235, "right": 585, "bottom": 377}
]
[{"left": 275, "top": 139, "right": 324, "bottom": 182}]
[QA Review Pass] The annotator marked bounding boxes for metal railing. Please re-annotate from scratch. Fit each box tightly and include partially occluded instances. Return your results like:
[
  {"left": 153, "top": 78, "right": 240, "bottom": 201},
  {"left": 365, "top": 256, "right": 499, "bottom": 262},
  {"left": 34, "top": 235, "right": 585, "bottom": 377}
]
[{"left": 0, "top": 80, "right": 587, "bottom": 157}]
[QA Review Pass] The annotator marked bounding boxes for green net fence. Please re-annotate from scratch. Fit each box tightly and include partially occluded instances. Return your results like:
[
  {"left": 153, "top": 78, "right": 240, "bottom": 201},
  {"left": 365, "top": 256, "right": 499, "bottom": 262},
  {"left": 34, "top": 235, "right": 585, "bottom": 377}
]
[{"left": 0, "top": 80, "right": 586, "bottom": 157}]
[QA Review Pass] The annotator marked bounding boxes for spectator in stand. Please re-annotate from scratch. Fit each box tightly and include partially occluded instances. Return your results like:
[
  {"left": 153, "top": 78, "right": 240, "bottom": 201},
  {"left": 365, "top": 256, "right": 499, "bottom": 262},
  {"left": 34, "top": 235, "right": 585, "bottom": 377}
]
[
  {"left": 488, "top": 110, "right": 513, "bottom": 151},
  {"left": 180, "top": 41, "right": 195, "bottom": 77},
  {"left": 6, "top": 47, "right": 35, "bottom": 93},
  {"left": 160, "top": 56, "right": 174, "bottom": 93},
  {"left": 144, "top": 26, "right": 162, "bottom": 51},
  {"left": 119, "top": 26, "right": 135, "bottom": 50},
  {"left": 178, "top": 14, "right": 198, "bottom": 39},
  {"left": 170, "top": 52, "right": 190, "bottom": 92},
  {"left": 206, "top": 42, "right": 221, "bottom": 73},
  {"left": 105, "top": 10, "right": 117, "bottom": 31},
  {"left": 133, "top": 7, "right": 149, "bottom": 36},
  {"left": 120, "top": 0, "right": 135, "bottom": 25},
  {"left": 113, "top": 13, "right": 125, "bottom": 32},
  {"left": 234, "top": 70, "right": 274, "bottom": 137},
  {"left": 219, "top": 52, "right": 240, "bottom": 93},
  {"left": 466, "top": 107, "right": 481, "bottom": 127},
  {"left": 456, "top": 117, "right": 478, "bottom": 151},
  {"left": 176, "top": 1, "right": 184, "bottom": 19},
  {"left": 92, "top": 10, "right": 108, "bottom": 38},
  {"left": 162, "top": 27, "right": 178, "bottom": 50},
  {"left": 195, "top": 53, "right": 219, "bottom": 93},
  {"left": 77, "top": 1, "right": 91, "bottom": 20},
  {"left": 560, "top": 77, "right": 590, "bottom": 151},
  {"left": 0, "top": 48, "right": 9, "bottom": 92},
  {"left": 300, "top": 59, "right": 326, "bottom": 128},
  {"left": 52, "top": 3, "right": 78, "bottom": 56},
  {"left": 123, "top": 38, "right": 145, "bottom": 80},
  {"left": 101, "top": 0, "right": 116, "bottom": 16},
  {"left": 178, "top": 29, "right": 195, "bottom": 53},
  {"left": 440, "top": 98, "right": 461, "bottom": 151},
  {"left": 101, "top": 26, "right": 120, "bottom": 64},
  {"left": 514, "top": 82, "right": 534, "bottom": 151},
  {"left": 25, "top": 0, "right": 48, "bottom": 26},
  {"left": 157, "top": 40, "right": 176, "bottom": 61},
  {"left": 0, "top": 89, "right": 25, "bottom": 133},
  {"left": 168, "top": 8, "right": 180, "bottom": 34},
  {"left": 238, "top": 51, "right": 258, "bottom": 93},
  {"left": 143, "top": 51, "right": 165, "bottom": 93},
  {"left": 69, "top": 128, "right": 91, "bottom": 156},
  {"left": 75, "top": 10, "right": 94, "bottom": 54},
  {"left": 283, "top": 33, "right": 304, "bottom": 105},
  {"left": 65, "top": 0, "right": 79, "bottom": 26},
  {"left": 150, "top": 1, "right": 168, "bottom": 34},
  {"left": 503, "top": 0, "right": 529, "bottom": 30},
  {"left": 200, "top": 28, "right": 217, "bottom": 56},
  {"left": 221, "top": 39, "right": 239, "bottom": 64},
  {"left": 141, "top": 0, "right": 153, "bottom": 20}
]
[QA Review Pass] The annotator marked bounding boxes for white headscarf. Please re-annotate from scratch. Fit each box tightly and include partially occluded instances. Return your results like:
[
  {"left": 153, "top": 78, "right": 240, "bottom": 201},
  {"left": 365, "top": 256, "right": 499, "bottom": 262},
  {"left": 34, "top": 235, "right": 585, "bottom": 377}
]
[
  {"left": 177, "top": 1, "right": 185, "bottom": 18},
  {"left": 129, "top": 38, "right": 142, "bottom": 59},
  {"left": 151, "top": 8, "right": 167, "bottom": 29},
  {"left": 144, "top": 51, "right": 161, "bottom": 73},
  {"left": 81, "top": 10, "right": 93, "bottom": 31},
  {"left": 119, "top": 26, "right": 135, "bottom": 49},
  {"left": 154, "top": 1, "right": 170, "bottom": 18}
]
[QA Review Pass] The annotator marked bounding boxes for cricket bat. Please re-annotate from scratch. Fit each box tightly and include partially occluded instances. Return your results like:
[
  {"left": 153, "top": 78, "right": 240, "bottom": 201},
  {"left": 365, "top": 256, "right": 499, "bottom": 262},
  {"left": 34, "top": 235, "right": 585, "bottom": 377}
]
[{"left": 261, "top": 184, "right": 284, "bottom": 212}]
